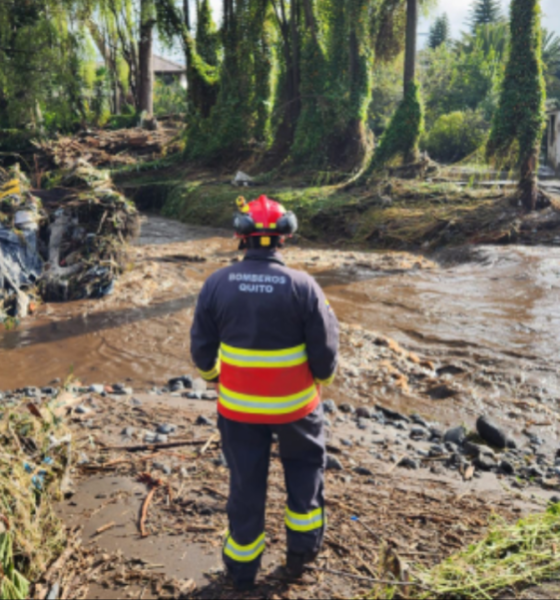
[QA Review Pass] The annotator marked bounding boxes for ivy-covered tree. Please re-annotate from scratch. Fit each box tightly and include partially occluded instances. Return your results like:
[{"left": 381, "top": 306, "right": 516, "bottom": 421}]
[
  {"left": 469, "top": 0, "right": 502, "bottom": 32},
  {"left": 487, "top": 0, "right": 546, "bottom": 211},
  {"left": 429, "top": 14, "right": 449, "bottom": 50},
  {"left": 365, "top": 0, "right": 424, "bottom": 171}
]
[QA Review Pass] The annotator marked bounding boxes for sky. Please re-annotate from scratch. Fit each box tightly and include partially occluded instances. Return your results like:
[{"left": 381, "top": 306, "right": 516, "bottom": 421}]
[
  {"left": 422, "top": 0, "right": 560, "bottom": 39},
  {"left": 202, "top": 0, "right": 560, "bottom": 36},
  {"left": 162, "top": 0, "right": 560, "bottom": 61}
]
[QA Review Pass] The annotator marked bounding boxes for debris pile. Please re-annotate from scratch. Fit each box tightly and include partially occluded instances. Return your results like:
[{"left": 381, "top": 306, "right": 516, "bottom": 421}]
[
  {"left": 0, "top": 167, "right": 44, "bottom": 321},
  {"left": 39, "top": 161, "right": 140, "bottom": 302},
  {"left": 0, "top": 390, "right": 77, "bottom": 599},
  {"left": 34, "top": 125, "right": 181, "bottom": 169}
]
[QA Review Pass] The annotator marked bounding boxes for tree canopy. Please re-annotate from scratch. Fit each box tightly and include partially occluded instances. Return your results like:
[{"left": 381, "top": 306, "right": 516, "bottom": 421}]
[{"left": 429, "top": 14, "right": 450, "bottom": 50}]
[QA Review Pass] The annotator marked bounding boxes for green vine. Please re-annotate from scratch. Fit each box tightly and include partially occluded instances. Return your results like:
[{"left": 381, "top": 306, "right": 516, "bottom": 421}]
[{"left": 486, "top": 0, "right": 545, "bottom": 209}]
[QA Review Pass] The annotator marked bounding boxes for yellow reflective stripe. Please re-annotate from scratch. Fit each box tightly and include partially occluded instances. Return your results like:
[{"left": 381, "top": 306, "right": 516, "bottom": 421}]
[
  {"left": 197, "top": 361, "right": 220, "bottom": 381},
  {"left": 315, "top": 374, "right": 336, "bottom": 386},
  {"left": 221, "top": 343, "right": 306, "bottom": 358},
  {"left": 285, "top": 507, "right": 324, "bottom": 532},
  {"left": 220, "top": 343, "right": 308, "bottom": 368},
  {"left": 224, "top": 532, "right": 266, "bottom": 563},
  {"left": 219, "top": 384, "right": 317, "bottom": 415}
]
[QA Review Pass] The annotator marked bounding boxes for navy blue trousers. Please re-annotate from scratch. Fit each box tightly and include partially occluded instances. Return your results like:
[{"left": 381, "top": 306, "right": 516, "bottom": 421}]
[{"left": 218, "top": 405, "right": 326, "bottom": 583}]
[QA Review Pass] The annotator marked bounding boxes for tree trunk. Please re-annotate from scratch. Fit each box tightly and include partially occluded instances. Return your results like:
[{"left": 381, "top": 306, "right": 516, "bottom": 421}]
[
  {"left": 403, "top": 0, "right": 418, "bottom": 163},
  {"left": 403, "top": 0, "right": 417, "bottom": 92},
  {"left": 520, "top": 147, "right": 538, "bottom": 211},
  {"left": 138, "top": 0, "right": 155, "bottom": 116},
  {"left": 184, "top": 0, "right": 191, "bottom": 30}
]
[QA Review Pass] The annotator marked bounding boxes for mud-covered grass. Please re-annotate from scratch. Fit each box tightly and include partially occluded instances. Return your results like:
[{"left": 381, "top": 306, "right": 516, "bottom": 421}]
[{"left": 117, "top": 168, "right": 560, "bottom": 250}]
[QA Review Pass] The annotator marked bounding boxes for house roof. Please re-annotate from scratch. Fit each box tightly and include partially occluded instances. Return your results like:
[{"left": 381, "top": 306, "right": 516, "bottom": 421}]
[{"left": 153, "top": 55, "right": 186, "bottom": 74}]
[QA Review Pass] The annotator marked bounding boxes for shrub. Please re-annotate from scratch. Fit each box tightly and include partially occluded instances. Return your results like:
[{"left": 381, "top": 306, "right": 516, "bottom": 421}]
[{"left": 425, "top": 110, "right": 489, "bottom": 163}]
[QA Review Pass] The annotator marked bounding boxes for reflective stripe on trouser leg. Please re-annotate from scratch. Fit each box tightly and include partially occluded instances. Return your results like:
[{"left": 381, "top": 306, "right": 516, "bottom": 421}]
[
  {"left": 224, "top": 532, "right": 266, "bottom": 563},
  {"left": 276, "top": 404, "right": 326, "bottom": 556},
  {"left": 285, "top": 507, "right": 324, "bottom": 532},
  {"left": 219, "top": 415, "right": 271, "bottom": 583}
]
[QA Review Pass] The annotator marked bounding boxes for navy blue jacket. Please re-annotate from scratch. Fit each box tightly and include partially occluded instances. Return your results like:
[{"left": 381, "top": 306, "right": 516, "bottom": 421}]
[{"left": 190, "top": 249, "right": 339, "bottom": 384}]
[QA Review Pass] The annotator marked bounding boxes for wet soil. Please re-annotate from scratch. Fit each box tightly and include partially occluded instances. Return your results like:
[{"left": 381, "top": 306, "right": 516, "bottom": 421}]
[
  {"left": 3, "top": 214, "right": 558, "bottom": 598},
  {"left": 2, "top": 215, "right": 559, "bottom": 448}
]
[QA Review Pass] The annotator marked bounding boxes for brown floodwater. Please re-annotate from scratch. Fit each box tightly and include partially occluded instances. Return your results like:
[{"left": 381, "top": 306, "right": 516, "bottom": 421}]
[{"left": 1, "top": 215, "right": 559, "bottom": 404}]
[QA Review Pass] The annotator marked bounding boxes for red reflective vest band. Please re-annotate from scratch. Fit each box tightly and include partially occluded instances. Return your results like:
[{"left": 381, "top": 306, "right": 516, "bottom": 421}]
[{"left": 217, "top": 343, "right": 320, "bottom": 424}]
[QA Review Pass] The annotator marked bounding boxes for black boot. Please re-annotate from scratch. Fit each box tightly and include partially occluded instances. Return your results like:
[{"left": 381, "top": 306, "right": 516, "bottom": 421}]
[{"left": 286, "top": 550, "right": 319, "bottom": 579}]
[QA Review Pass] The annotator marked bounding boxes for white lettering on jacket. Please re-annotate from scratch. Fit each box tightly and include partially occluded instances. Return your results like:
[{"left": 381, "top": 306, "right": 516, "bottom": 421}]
[
  {"left": 239, "top": 283, "right": 275, "bottom": 294},
  {"left": 229, "top": 273, "right": 287, "bottom": 285}
]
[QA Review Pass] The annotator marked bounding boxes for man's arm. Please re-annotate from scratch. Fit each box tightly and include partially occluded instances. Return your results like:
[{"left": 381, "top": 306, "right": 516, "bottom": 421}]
[
  {"left": 303, "top": 278, "right": 340, "bottom": 386},
  {"left": 190, "top": 280, "right": 221, "bottom": 383}
]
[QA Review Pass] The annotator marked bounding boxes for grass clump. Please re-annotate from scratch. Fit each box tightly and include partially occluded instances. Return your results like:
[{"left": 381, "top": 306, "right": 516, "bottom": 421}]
[
  {"left": 0, "top": 397, "right": 72, "bottom": 597},
  {"left": 414, "top": 504, "right": 560, "bottom": 599}
]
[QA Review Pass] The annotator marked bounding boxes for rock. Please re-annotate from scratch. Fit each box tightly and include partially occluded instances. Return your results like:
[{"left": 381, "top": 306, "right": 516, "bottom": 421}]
[
  {"left": 195, "top": 415, "right": 212, "bottom": 426},
  {"left": 75, "top": 405, "right": 91, "bottom": 415},
  {"left": 184, "top": 391, "right": 203, "bottom": 400},
  {"left": 41, "top": 387, "right": 57, "bottom": 396},
  {"left": 429, "top": 427, "right": 444, "bottom": 441},
  {"left": 323, "top": 400, "right": 337, "bottom": 414},
  {"left": 192, "top": 378, "right": 208, "bottom": 392},
  {"left": 398, "top": 457, "right": 419, "bottom": 470},
  {"left": 339, "top": 403, "right": 355, "bottom": 414},
  {"left": 326, "top": 455, "right": 343, "bottom": 471},
  {"left": 392, "top": 421, "right": 408, "bottom": 431},
  {"left": 506, "top": 438, "right": 517, "bottom": 450},
  {"left": 155, "top": 434, "right": 168, "bottom": 444},
  {"left": 144, "top": 432, "right": 156, "bottom": 444},
  {"left": 354, "top": 466, "right": 374, "bottom": 476},
  {"left": 474, "top": 455, "right": 496, "bottom": 471},
  {"left": 427, "top": 385, "right": 458, "bottom": 400},
  {"left": 154, "top": 462, "right": 172, "bottom": 475},
  {"left": 376, "top": 405, "right": 410, "bottom": 423},
  {"left": 527, "top": 433, "right": 544, "bottom": 446},
  {"left": 410, "top": 427, "right": 429, "bottom": 440},
  {"left": 131, "top": 397, "right": 142, "bottom": 406},
  {"left": 444, "top": 441, "right": 458, "bottom": 453},
  {"left": 463, "top": 441, "right": 481, "bottom": 458},
  {"left": 77, "top": 453, "right": 89, "bottom": 465},
  {"left": 500, "top": 460, "right": 515, "bottom": 475},
  {"left": 549, "top": 495, "right": 560, "bottom": 505},
  {"left": 416, "top": 449, "right": 429, "bottom": 458},
  {"left": 356, "top": 406, "right": 373, "bottom": 419},
  {"left": 202, "top": 392, "right": 218, "bottom": 401},
  {"left": 410, "top": 414, "right": 428, "bottom": 428},
  {"left": 356, "top": 419, "right": 368, "bottom": 430},
  {"left": 341, "top": 439, "right": 353, "bottom": 448},
  {"left": 24, "top": 387, "right": 40, "bottom": 397},
  {"left": 444, "top": 426, "right": 466, "bottom": 446},
  {"left": 112, "top": 383, "right": 126, "bottom": 393},
  {"left": 169, "top": 381, "right": 184, "bottom": 392},
  {"left": 476, "top": 416, "right": 507, "bottom": 449},
  {"left": 429, "top": 445, "right": 446, "bottom": 457},
  {"left": 121, "top": 427, "right": 135, "bottom": 437},
  {"left": 323, "top": 417, "right": 332, "bottom": 428},
  {"left": 157, "top": 424, "right": 177, "bottom": 435}
]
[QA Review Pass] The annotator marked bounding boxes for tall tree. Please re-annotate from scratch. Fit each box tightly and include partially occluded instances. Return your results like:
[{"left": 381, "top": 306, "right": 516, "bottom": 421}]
[
  {"left": 429, "top": 14, "right": 449, "bottom": 49},
  {"left": 138, "top": 0, "right": 156, "bottom": 115},
  {"left": 487, "top": 0, "right": 546, "bottom": 211},
  {"left": 366, "top": 0, "right": 424, "bottom": 171},
  {"left": 470, "top": 0, "right": 502, "bottom": 32}
]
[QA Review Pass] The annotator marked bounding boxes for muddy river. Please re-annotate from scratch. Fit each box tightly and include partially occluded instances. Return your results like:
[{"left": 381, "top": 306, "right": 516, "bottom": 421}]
[{"left": 1, "top": 215, "right": 559, "bottom": 428}]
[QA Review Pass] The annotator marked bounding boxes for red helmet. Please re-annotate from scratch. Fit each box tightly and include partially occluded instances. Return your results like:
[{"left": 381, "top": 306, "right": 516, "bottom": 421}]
[{"left": 233, "top": 195, "right": 298, "bottom": 239}]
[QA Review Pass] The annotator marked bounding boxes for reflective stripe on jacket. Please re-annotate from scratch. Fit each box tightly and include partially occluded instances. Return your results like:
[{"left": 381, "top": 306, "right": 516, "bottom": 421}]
[{"left": 190, "top": 249, "right": 339, "bottom": 425}]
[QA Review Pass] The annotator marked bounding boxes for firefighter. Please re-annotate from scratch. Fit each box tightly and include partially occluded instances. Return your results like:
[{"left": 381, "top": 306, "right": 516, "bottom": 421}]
[{"left": 190, "top": 195, "right": 339, "bottom": 591}]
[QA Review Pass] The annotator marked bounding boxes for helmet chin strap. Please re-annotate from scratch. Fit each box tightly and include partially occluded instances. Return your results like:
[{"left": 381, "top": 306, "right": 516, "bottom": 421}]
[{"left": 239, "top": 237, "right": 285, "bottom": 251}]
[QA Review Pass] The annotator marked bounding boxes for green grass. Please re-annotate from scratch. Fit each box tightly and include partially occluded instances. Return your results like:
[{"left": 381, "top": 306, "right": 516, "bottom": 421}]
[{"left": 406, "top": 505, "right": 560, "bottom": 600}]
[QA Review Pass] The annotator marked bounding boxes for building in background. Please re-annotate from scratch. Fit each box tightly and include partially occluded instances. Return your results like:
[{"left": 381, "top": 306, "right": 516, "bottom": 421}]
[{"left": 153, "top": 55, "right": 187, "bottom": 89}]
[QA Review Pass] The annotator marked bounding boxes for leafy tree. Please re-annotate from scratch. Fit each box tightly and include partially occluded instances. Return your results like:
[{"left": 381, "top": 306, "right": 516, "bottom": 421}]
[
  {"left": 469, "top": 0, "right": 502, "bottom": 32},
  {"left": 428, "top": 14, "right": 449, "bottom": 49},
  {"left": 487, "top": 0, "right": 546, "bottom": 211}
]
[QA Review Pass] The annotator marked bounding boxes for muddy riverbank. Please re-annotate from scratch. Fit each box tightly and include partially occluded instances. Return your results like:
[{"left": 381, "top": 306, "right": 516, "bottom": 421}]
[{"left": 1, "top": 215, "right": 559, "bottom": 449}]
